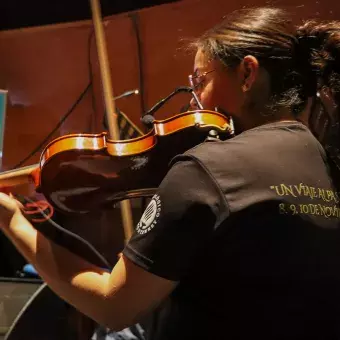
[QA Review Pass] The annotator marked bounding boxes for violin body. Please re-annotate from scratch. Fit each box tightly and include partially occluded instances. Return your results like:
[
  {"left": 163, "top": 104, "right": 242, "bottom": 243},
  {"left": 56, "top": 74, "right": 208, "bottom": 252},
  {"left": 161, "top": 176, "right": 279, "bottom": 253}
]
[
  {"left": 0, "top": 110, "right": 233, "bottom": 214},
  {"left": 38, "top": 110, "right": 233, "bottom": 213}
]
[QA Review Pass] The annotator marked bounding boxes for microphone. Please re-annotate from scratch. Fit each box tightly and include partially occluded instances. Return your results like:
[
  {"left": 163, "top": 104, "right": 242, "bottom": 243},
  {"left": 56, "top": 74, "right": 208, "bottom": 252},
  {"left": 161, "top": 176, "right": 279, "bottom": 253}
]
[
  {"left": 113, "top": 89, "right": 139, "bottom": 100},
  {"left": 141, "top": 86, "right": 203, "bottom": 127}
]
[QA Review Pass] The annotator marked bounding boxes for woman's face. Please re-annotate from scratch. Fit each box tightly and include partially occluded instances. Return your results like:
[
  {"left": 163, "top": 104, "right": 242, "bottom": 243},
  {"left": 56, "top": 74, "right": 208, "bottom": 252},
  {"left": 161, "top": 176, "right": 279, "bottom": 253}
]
[
  {"left": 189, "top": 49, "right": 284, "bottom": 132},
  {"left": 189, "top": 49, "right": 244, "bottom": 115}
]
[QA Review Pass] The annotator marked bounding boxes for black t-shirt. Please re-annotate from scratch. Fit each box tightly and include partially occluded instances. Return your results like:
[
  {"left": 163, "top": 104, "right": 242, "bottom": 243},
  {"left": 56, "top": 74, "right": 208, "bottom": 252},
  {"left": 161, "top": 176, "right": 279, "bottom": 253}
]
[{"left": 123, "top": 121, "right": 340, "bottom": 340}]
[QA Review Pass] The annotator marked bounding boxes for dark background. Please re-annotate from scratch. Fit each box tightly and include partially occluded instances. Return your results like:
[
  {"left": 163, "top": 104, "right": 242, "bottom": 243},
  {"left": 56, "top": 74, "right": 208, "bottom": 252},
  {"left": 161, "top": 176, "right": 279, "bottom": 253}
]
[{"left": 0, "top": 0, "right": 180, "bottom": 30}]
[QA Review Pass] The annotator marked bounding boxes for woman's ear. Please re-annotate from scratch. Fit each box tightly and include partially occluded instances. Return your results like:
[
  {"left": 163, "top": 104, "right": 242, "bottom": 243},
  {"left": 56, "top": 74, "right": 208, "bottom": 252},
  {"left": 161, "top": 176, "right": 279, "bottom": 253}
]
[{"left": 239, "top": 55, "right": 259, "bottom": 93}]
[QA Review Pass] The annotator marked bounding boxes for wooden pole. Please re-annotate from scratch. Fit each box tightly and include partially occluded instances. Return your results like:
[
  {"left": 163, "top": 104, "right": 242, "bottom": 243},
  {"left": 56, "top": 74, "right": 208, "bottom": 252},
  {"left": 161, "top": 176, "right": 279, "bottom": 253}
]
[{"left": 89, "top": 0, "right": 134, "bottom": 242}]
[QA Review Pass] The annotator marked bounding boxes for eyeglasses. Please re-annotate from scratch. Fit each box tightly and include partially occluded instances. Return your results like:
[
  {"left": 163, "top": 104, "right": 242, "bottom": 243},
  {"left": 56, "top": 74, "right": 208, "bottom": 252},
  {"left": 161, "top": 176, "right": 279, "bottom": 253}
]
[{"left": 188, "top": 70, "right": 215, "bottom": 91}]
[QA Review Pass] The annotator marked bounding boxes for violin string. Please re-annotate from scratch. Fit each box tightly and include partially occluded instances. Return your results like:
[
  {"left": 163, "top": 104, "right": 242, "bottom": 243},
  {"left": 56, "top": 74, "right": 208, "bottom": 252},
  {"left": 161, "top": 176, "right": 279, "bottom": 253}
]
[{"left": 19, "top": 194, "right": 112, "bottom": 270}]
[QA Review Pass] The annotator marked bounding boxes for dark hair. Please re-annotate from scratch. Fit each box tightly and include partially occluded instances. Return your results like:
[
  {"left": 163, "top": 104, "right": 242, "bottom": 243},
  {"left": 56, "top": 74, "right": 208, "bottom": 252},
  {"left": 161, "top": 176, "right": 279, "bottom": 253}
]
[{"left": 194, "top": 7, "right": 340, "bottom": 114}]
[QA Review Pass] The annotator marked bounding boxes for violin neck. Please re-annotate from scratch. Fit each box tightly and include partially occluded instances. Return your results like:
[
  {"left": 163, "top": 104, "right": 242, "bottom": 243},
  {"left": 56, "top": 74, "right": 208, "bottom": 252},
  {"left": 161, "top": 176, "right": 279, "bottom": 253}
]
[{"left": 0, "top": 164, "right": 38, "bottom": 190}]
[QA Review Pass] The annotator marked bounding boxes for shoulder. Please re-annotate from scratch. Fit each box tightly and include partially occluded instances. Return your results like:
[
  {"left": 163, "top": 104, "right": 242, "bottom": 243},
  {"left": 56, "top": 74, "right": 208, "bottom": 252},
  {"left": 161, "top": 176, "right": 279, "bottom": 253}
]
[
  {"left": 183, "top": 122, "right": 313, "bottom": 160},
  {"left": 172, "top": 128, "right": 265, "bottom": 177},
  {"left": 185, "top": 122, "right": 311, "bottom": 156},
  {"left": 173, "top": 122, "right": 316, "bottom": 186}
]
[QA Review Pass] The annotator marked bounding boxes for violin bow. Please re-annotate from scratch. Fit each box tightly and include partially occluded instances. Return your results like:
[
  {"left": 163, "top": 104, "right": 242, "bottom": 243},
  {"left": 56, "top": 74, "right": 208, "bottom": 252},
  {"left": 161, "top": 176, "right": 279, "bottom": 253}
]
[{"left": 89, "top": 0, "right": 134, "bottom": 242}]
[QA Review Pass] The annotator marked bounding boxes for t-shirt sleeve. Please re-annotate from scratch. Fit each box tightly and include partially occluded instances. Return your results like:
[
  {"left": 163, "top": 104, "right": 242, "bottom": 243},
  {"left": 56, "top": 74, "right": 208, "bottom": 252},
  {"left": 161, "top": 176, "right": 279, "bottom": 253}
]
[{"left": 122, "top": 157, "right": 229, "bottom": 281}]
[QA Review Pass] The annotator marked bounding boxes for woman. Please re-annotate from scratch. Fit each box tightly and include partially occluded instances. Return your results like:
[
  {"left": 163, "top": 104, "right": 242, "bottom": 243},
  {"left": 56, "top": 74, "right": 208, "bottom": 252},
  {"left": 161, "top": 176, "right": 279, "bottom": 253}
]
[{"left": 1, "top": 7, "right": 340, "bottom": 340}]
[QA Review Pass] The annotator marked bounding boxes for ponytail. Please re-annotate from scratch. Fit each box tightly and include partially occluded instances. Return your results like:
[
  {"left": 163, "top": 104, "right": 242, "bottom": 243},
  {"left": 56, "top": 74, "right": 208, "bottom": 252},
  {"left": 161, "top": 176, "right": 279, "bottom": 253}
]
[{"left": 295, "top": 20, "right": 340, "bottom": 169}]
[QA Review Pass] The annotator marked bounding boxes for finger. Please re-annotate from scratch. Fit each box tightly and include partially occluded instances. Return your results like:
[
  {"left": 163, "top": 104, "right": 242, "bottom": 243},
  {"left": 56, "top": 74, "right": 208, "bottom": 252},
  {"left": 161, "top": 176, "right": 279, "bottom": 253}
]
[
  {"left": 8, "top": 193, "right": 25, "bottom": 210},
  {"left": 0, "top": 192, "right": 23, "bottom": 212},
  {"left": 0, "top": 192, "right": 11, "bottom": 201}
]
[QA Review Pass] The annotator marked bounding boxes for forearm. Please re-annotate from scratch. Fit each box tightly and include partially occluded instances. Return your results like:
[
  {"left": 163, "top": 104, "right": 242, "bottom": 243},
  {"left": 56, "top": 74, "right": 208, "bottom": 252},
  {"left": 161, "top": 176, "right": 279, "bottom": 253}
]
[{"left": 2, "top": 212, "right": 114, "bottom": 327}]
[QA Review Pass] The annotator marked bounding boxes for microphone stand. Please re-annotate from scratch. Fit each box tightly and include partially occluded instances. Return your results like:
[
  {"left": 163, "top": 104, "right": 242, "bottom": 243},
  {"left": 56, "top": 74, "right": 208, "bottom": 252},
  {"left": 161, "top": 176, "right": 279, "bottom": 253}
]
[{"left": 141, "top": 86, "right": 203, "bottom": 128}]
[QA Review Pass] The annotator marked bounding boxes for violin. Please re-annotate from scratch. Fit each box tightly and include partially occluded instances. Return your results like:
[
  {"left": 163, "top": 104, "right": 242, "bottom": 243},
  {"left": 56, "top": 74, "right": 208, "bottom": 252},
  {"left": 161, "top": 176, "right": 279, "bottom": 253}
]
[{"left": 0, "top": 110, "right": 234, "bottom": 214}]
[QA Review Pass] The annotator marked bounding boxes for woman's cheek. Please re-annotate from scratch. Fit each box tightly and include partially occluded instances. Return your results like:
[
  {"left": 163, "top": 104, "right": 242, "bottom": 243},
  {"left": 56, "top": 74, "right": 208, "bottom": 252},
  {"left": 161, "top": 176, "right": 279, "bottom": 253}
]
[{"left": 200, "top": 85, "right": 216, "bottom": 110}]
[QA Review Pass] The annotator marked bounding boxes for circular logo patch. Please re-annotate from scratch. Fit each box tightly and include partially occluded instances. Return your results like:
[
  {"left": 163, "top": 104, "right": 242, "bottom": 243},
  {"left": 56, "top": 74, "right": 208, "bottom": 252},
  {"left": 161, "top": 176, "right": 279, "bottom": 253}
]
[{"left": 136, "top": 194, "right": 161, "bottom": 235}]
